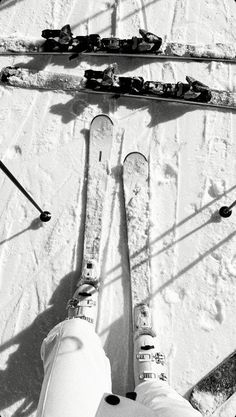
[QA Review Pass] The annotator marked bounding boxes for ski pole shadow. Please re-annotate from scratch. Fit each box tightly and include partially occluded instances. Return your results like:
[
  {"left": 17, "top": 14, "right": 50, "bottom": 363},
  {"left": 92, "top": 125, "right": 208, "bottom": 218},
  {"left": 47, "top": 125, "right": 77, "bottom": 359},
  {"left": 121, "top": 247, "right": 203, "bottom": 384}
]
[
  {"left": 0, "top": 217, "right": 43, "bottom": 246},
  {"left": 152, "top": 229, "right": 236, "bottom": 295},
  {"left": 106, "top": 228, "right": 236, "bottom": 297},
  {"left": 103, "top": 183, "right": 236, "bottom": 281},
  {"left": 0, "top": 272, "right": 78, "bottom": 417},
  {"left": 0, "top": 0, "right": 23, "bottom": 12},
  {"left": 99, "top": 209, "right": 235, "bottom": 296},
  {"left": 129, "top": 209, "right": 223, "bottom": 271}
]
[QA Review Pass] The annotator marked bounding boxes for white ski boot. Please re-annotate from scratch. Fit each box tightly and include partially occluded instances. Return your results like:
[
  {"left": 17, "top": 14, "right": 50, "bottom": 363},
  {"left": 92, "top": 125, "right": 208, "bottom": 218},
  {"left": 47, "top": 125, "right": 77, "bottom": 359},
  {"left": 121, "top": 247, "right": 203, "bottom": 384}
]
[
  {"left": 134, "top": 331, "right": 167, "bottom": 386},
  {"left": 67, "top": 283, "right": 98, "bottom": 326}
]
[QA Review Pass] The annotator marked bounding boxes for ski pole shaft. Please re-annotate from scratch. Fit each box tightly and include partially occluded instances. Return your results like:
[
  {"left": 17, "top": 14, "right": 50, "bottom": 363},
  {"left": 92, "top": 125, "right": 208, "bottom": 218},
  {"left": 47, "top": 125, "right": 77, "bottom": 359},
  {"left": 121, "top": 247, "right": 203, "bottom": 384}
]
[
  {"left": 227, "top": 200, "right": 236, "bottom": 211},
  {"left": 0, "top": 161, "right": 51, "bottom": 222}
]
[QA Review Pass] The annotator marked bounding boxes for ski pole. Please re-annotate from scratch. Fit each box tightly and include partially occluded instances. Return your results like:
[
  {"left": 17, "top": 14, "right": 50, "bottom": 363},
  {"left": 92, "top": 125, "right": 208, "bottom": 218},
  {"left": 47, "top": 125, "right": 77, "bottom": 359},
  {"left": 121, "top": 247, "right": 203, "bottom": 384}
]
[
  {"left": 219, "top": 200, "right": 236, "bottom": 218},
  {"left": 0, "top": 161, "right": 51, "bottom": 222}
]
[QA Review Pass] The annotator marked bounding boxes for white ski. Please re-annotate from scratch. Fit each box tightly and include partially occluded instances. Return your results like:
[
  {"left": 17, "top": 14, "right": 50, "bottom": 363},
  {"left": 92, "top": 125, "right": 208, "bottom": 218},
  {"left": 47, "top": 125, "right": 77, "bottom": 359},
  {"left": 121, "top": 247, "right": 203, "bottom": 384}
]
[
  {"left": 122, "top": 152, "right": 152, "bottom": 333},
  {"left": 0, "top": 36, "right": 235, "bottom": 62},
  {"left": 78, "top": 52, "right": 236, "bottom": 63},
  {"left": 79, "top": 114, "right": 113, "bottom": 286},
  {"left": 0, "top": 67, "right": 85, "bottom": 91},
  {"left": 1, "top": 66, "right": 235, "bottom": 111}
]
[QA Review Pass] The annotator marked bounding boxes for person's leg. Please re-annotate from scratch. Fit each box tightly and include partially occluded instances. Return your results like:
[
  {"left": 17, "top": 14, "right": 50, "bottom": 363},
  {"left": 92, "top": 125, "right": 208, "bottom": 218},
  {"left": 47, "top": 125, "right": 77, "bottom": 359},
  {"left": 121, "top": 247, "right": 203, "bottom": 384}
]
[
  {"left": 134, "top": 333, "right": 202, "bottom": 417},
  {"left": 36, "top": 284, "right": 112, "bottom": 417},
  {"left": 135, "top": 380, "right": 202, "bottom": 417}
]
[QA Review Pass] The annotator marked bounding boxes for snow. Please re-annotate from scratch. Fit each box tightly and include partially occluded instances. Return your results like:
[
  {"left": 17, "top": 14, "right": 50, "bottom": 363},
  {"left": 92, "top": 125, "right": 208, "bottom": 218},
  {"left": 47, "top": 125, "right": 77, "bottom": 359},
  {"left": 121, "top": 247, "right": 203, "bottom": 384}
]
[{"left": 0, "top": 0, "right": 236, "bottom": 416}]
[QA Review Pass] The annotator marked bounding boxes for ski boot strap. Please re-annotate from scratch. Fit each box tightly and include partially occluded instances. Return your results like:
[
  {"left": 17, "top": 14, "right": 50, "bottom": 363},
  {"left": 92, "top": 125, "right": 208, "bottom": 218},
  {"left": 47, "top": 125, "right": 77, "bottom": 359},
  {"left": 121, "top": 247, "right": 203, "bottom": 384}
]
[
  {"left": 139, "top": 372, "right": 157, "bottom": 380},
  {"left": 137, "top": 351, "right": 167, "bottom": 381},
  {"left": 66, "top": 297, "right": 96, "bottom": 322},
  {"left": 67, "top": 297, "right": 96, "bottom": 309},
  {"left": 139, "top": 371, "right": 167, "bottom": 381},
  {"left": 136, "top": 352, "right": 166, "bottom": 364}
]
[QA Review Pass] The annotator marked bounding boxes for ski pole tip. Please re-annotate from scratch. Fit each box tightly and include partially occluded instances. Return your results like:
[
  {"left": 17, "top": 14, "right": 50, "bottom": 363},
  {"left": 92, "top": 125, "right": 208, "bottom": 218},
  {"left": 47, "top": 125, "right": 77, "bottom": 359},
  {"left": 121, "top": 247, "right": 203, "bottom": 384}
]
[
  {"left": 40, "top": 211, "right": 52, "bottom": 222},
  {"left": 219, "top": 206, "right": 232, "bottom": 218}
]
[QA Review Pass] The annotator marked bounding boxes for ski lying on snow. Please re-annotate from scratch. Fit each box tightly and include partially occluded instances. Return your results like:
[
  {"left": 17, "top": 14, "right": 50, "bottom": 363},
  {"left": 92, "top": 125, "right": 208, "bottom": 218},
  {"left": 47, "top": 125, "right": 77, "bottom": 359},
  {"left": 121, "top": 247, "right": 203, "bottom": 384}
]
[
  {"left": 77, "top": 114, "right": 113, "bottom": 287},
  {"left": 81, "top": 89, "right": 236, "bottom": 111},
  {"left": 0, "top": 67, "right": 85, "bottom": 90},
  {"left": 189, "top": 350, "right": 236, "bottom": 416},
  {"left": 0, "top": 38, "right": 235, "bottom": 63},
  {"left": 79, "top": 52, "right": 236, "bottom": 63},
  {"left": 0, "top": 66, "right": 235, "bottom": 111},
  {"left": 122, "top": 152, "right": 152, "bottom": 333}
]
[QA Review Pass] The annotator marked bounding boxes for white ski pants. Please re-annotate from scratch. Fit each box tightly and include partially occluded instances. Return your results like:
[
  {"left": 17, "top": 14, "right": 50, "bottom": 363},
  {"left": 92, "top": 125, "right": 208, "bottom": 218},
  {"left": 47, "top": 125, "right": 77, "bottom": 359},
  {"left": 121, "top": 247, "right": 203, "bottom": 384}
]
[{"left": 36, "top": 318, "right": 202, "bottom": 417}]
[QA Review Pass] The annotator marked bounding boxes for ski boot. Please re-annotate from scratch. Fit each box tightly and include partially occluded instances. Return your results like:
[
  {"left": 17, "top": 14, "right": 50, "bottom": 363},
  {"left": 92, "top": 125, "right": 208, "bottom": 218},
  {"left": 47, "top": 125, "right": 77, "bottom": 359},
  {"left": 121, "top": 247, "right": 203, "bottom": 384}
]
[
  {"left": 67, "top": 283, "right": 98, "bottom": 325},
  {"left": 67, "top": 260, "right": 99, "bottom": 325},
  {"left": 133, "top": 305, "right": 167, "bottom": 386},
  {"left": 134, "top": 331, "right": 167, "bottom": 386}
]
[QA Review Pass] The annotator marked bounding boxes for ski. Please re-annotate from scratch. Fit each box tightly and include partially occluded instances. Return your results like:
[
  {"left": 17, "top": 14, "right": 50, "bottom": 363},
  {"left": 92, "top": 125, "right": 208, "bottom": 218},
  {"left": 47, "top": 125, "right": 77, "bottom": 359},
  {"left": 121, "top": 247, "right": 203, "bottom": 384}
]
[
  {"left": 1, "top": 66, "right": 235, "bottom": 111},
  {"left": 67, "top": 114, "right": 113, "bottom": 320},
  {"left": 0, "top": 28, "right": 235, "bottom": 62},
  {"left": 189, "top": 350, "right": 236, "bottom": 416},
  {"left": 78, "top": 53, "right": 236, "bottom": 63},
  {"left": 122, "top": 152, "right": 152, "bottom": 333},
  {"left": 0, "top": 67, "right": 85, "bottom": 91},
  {"left": 0, "top": 50, "right": 234, "bottom": 63},
  {"left": 76, "top": 114, "right": 113, "bottom": 287}
]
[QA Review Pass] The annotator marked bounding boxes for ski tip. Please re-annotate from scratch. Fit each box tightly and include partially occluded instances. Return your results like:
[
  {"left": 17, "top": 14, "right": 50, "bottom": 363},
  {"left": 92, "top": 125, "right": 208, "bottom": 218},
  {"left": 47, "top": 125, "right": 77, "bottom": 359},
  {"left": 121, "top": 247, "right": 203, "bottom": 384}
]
[
  {"left": 90, "top": 114, "right": 113, "bottom": 125},
  {"left": 123, "top": 152, "right": 148, "bottom": 163}
]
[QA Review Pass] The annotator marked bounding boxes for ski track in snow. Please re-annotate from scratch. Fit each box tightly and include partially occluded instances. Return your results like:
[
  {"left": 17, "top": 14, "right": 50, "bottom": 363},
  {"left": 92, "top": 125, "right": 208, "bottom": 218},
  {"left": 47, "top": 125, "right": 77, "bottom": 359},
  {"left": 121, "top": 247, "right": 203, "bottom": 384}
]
[
  {"left": 169, "top": 0, "right": 188, "bottom": 42},
  {"left": 136, "top": 0, "right": 148, "bottom": 30}
]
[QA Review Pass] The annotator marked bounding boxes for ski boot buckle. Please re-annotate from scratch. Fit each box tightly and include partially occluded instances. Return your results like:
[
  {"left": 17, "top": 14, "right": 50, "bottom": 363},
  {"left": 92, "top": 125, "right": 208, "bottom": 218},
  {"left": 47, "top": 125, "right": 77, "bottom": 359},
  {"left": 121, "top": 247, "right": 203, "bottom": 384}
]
[
  {"left": 139, "top": 372, "right": 157, "bottom": 380},
  {"left": 136, "top": 352, "right": 153, "bottom": 361},
  {"left": 136, "top": 352, "right": 166, "bottom": 365},
  {"left": 67, "top": 298, "right": 96, "bottom": 309}
]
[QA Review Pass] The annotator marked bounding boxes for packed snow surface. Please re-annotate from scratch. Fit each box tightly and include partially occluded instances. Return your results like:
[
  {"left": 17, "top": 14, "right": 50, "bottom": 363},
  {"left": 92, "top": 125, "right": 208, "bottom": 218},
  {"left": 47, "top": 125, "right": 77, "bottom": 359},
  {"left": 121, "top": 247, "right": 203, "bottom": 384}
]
[{"left": 0, "top": 1, "right": 236, "bottom": 416}]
